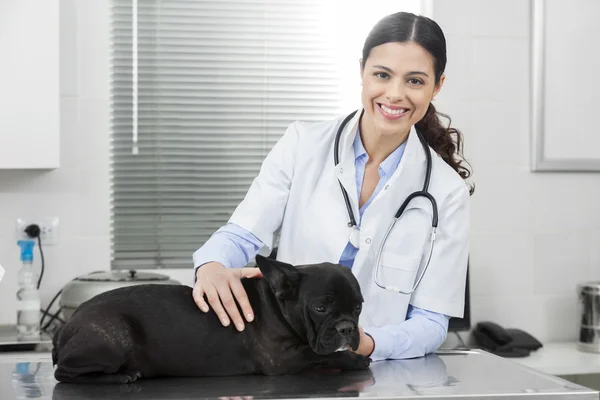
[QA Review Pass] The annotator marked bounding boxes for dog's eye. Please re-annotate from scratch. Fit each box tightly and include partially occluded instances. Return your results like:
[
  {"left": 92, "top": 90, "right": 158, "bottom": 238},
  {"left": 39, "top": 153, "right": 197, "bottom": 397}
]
[
  {"left": 354, "top": 304, "right": 362, "bottom": 312},
  {"left": 314, "top": 305, "right": 326, "bottom": 313}
]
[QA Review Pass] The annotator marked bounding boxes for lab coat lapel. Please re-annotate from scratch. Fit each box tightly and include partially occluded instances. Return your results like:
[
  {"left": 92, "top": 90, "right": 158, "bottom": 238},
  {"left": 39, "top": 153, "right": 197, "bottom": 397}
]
[{"left": 333, "top": 110, "right": 362, "bottom": 224}]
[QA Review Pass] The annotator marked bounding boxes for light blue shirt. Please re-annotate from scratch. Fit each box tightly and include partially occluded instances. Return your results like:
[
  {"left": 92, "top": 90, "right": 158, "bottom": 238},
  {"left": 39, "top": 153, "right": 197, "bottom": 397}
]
[{"left": 193, "top": 128, "right": 450, "bottom": 361}]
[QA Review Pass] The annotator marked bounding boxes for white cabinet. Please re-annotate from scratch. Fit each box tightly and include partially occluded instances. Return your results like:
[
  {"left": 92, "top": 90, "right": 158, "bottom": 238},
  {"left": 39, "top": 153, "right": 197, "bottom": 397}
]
[{"left": 0, "top": 0, "right": 59, "bottom": 169}]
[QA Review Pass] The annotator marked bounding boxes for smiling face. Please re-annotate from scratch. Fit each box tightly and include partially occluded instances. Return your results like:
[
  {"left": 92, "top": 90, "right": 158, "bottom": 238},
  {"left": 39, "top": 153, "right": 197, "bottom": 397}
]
[{"left": 360, "top": 41, "right": 444, "bottom": 140}]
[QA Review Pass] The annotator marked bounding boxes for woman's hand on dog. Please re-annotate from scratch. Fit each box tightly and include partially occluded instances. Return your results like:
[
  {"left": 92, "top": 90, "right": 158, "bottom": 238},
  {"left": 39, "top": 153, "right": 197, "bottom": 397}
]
[
  {"left": 354, "top": 326, "right": 375, "bottom": 357},
  {"left": 194, "top": 262, "right": 263, "bottom": 332}
]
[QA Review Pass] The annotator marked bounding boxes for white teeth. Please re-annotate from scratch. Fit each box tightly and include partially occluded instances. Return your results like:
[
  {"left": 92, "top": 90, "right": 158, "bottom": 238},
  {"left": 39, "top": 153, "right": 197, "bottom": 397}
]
[
  {"left": 380, "top": 104, "right": 407, "bottom": 115},
  {"left": 335, "top": 344, "right": 351, "bottom": 352}
]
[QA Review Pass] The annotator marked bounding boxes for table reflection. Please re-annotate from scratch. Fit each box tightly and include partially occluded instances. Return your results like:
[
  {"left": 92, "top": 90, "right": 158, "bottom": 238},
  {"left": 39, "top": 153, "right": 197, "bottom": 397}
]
[{"left": 47, "top": 354, "right": 451, "bottom": 400}]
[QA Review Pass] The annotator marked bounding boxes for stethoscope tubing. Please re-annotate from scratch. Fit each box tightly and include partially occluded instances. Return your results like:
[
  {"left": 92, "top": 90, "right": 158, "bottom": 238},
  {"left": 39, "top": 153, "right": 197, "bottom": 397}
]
[{"left": 334, "top": 109, "right": 438, "bottom": 294}]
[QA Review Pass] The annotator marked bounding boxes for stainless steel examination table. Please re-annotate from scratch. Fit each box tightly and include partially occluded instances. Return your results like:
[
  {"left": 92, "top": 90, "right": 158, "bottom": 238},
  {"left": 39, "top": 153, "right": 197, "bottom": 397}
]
[{"left": 2, "top": 349, "right": 598, "bottom": 400}]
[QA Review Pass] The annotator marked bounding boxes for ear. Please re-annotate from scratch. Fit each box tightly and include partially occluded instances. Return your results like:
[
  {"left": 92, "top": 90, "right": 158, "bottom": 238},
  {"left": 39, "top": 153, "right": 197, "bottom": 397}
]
[
  {"left": 433, "top": 73, "right": 445, "bottom": 99},
  {"left": 255, "top": 254, "right": 301, "bottom": 300},
  {"left": 358, "top": 58, "right": 364, "bottom": 84}
]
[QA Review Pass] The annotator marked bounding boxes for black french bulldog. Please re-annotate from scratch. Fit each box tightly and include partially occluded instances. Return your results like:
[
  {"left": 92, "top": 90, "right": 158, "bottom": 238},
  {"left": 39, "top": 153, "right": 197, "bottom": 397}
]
[{"left": 52, "top": 255, "right": 370, "bottom": 384}]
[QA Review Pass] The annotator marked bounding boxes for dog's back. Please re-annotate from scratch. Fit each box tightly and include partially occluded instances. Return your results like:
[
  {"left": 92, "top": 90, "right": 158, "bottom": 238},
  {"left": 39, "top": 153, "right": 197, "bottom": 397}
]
[{"left": 53, "top": 284, "right": 262, "bottom": 383}]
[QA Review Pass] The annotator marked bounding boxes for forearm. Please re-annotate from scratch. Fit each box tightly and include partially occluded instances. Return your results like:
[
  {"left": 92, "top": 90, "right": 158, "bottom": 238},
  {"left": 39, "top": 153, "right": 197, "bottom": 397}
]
[
  {"left": 365, "top": 306, "right": 449, "bottom": 361},
  {"left": 193, "top": 223, "right": 264, "bottom": 279}
]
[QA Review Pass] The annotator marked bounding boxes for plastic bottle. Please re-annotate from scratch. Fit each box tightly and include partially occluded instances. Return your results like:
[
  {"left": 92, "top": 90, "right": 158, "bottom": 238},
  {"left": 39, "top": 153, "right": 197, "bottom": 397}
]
[
  {"left": 16, "top": 240, "right": 40, "bottom": 337},
  {"left": 12, "top": 362, "right": 45, "bottom": 399}
]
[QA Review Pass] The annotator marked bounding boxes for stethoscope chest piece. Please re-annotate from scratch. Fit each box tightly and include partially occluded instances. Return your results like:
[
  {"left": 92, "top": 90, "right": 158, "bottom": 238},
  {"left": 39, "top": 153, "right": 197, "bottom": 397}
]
[{"left": 348, "top": 226, "right": 361, "bottom": 249}]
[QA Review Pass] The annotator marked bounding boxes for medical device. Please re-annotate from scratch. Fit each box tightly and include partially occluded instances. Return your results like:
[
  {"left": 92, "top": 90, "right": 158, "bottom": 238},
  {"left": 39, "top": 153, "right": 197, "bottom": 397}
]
[{"left": 334, "top": 110, "right": 438, "bottom": 295}]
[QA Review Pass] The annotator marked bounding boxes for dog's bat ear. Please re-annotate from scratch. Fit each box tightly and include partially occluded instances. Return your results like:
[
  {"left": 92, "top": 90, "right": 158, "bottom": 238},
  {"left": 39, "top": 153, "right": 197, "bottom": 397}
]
[{"left": 255, "top": 254, "right": 301, "bottom": 300}]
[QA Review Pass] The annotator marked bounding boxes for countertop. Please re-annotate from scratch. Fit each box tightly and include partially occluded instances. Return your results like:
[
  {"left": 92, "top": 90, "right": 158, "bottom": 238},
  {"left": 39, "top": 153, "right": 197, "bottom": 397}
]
[
  {"left": 1, "top": 349, "right": 598, "bottom": 400},
  {"left": 513, "top": 342, "right": 600, "bottom": 376}
]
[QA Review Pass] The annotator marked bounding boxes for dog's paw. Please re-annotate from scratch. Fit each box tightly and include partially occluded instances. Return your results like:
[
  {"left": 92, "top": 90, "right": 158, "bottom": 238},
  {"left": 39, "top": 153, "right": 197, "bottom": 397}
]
[
  {"left": 354, "top": 354, "right": 371, "bottom": 370},
  {"left": 337, "top": 353, "right": 370, "bottom": 371},
  {"left": 119, "top": 370, "right": 142, "bottom": 384}
]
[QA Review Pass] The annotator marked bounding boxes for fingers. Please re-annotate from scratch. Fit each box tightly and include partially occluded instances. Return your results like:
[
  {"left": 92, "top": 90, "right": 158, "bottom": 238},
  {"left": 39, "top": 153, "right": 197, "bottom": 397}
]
[
  {"left": 216, "top": 281, "right": 245, "bottom": 332},
  {"left": 193, "top": 265, "right": 257, "bottom": 332},
  {"left": 192, "top": 284, "right": 209, "bottom": 313},
  {"left": 204, "top": 285, "right": 231, "bottom": 328},
  {"left": 229, "top": 277, "right": 254, "bottom": 323},
  {"left": 240, "top": 267, "right": 263, "bottom": 279}
]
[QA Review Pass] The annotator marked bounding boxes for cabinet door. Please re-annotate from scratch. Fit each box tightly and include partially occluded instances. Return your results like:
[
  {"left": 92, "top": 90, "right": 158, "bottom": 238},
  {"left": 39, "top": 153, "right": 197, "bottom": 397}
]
[{"left": 0, "top": 0, "right": 59, "bottom": 169}]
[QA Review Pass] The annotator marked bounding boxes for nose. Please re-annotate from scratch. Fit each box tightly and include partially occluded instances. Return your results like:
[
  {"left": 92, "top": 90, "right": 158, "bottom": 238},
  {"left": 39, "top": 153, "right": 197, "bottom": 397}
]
[
  {"left": 386, "top": 83, "right": 405, "bottom": 102},
  {"left": 335, "top": 321, "right": 356, "bottom": 336}
]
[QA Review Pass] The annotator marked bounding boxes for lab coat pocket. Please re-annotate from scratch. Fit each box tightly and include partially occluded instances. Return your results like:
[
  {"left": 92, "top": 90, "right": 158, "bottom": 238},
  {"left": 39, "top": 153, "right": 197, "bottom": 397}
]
[
  {"left": 367, "top": 253, "right": 421, "bottom": 327},
  {"left": 383, "top": 202, "right": 433, "bottom": 260},
  {"left": 378, "top": 252, "right": 421, "bottom": 293}
]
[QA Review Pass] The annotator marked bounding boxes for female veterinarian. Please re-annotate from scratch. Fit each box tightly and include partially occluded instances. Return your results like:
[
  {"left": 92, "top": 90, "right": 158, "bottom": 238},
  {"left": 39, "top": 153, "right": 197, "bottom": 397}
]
[{"left": 192, "top": 11, "right": 473, "bottom": 361}]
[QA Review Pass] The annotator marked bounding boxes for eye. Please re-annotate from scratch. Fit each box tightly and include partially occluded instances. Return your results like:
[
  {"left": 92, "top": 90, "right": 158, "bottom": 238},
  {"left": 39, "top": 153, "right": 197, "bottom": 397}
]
[
  {"left": 408, "top": 78, "right": 424, "bottom": 85},
  {"left": 374, "top": 71, "right": 390, "bottom": 79},
  {"left": 354, "top": 304, "right": 362, "bottom": 312},
  {"left": 314, "top": 305, "right": 326, "bottom": 313}
]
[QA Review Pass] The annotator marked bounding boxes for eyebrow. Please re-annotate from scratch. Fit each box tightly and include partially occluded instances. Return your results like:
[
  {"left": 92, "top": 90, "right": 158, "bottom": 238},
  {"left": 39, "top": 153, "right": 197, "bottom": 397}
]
[{"left": 372, "top": 65, "right": 430, "bottom": 78}]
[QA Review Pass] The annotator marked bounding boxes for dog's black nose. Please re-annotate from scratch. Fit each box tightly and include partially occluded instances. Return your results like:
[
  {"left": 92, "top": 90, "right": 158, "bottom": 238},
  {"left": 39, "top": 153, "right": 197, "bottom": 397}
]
[{"left": 335, "top": 321, "right": 355, "bottom": 336}]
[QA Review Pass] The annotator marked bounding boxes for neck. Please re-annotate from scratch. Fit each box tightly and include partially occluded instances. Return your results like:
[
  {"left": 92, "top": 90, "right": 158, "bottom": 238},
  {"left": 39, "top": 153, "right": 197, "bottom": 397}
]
[
  {"left": 359, "top": 115, "right": 410, "bottom": 165},
  {"left": 245, "top": 278, "right": 307, "bottom": 341}
]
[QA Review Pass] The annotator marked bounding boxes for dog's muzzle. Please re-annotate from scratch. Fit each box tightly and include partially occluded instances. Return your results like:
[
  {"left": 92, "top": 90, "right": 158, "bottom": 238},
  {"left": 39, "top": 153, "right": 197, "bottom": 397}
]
[{"left": 334, "top": 320, "right": 359, "bottom": 352}]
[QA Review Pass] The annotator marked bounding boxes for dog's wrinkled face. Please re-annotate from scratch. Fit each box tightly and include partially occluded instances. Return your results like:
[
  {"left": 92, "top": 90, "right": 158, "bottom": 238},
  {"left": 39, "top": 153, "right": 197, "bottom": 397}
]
[{"left": 255, "top": 255, "right": 363, "bottom": 355}]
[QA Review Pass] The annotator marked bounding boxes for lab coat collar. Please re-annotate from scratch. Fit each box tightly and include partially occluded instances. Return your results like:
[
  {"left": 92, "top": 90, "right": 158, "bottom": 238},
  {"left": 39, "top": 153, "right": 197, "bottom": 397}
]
[
  {"left": 333, "top": 110, "right": 364, "bottom": 221},
  {"left": 352, "top": 128, "right": 367, "bottom": 161},
  {"left": 335, "top": 109, "right": 363, "bottom": 166}
]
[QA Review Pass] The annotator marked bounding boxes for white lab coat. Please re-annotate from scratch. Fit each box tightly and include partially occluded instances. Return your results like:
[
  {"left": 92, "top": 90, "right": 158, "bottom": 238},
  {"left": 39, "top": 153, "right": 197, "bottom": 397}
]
[{"left": 229, "top": 110, "right": 470, "bottom": 328}]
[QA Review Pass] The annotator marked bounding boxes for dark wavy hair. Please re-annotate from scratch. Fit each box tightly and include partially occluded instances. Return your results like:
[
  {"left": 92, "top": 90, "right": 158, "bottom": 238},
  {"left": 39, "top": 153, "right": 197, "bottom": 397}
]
[{"left": 361, "top": 12, "right": 474, "bottom": 195}]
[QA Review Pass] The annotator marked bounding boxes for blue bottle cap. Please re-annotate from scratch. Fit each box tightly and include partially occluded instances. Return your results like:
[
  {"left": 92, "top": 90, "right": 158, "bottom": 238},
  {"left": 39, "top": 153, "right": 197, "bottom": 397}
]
[
  {"left": 15, "top": 362, "right": 30, "bottom": 375},
  {"left": 17, "top": 240, "right": 35, "bottom": 263}
]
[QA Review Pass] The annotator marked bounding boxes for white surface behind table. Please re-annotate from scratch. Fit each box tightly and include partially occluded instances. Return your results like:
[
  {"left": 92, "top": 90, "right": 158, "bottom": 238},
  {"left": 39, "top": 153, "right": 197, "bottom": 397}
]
[{"left": 513, "top": 342, "right": 600, "bottom": 376}]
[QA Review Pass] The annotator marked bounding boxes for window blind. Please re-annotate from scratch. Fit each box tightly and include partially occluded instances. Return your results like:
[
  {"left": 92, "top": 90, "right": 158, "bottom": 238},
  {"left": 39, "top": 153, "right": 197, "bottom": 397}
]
[{"left": 110, "top": 0, "right": 345, "bottom": 269}]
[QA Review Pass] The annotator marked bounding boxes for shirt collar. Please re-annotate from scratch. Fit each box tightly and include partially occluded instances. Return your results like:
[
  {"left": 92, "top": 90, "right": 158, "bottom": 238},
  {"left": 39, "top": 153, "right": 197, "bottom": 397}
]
[{"left": 353, "top": 127, "right": 407, "bottom": 178}]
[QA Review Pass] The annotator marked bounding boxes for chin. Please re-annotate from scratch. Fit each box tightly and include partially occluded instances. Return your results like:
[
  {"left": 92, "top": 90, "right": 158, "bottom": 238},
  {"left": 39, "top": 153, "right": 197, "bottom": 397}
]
[
  {"left": 312, "top": 339, "right": 339, "bottom": 355},
  {"left": 372, "top": 114, "right": 410, "bottom": 135},
  {"left": 314, "top": 334, "right": 360, "bottom": 355},
  {"left": 377, "top": 122, "right": 409, "bottom": 138}
]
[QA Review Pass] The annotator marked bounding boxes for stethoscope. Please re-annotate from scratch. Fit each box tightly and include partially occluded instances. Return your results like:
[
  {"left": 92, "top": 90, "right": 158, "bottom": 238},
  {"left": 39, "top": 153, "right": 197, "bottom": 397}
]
[{"left": 334, "top": 110, "right": 438, "bottom": 295}]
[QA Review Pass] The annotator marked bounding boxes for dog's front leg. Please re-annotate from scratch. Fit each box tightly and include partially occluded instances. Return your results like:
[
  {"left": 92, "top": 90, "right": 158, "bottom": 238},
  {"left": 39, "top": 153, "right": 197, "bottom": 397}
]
[
  {"left": 263, "top": 346, "right": 370, "bottom": 375},
  {"left": 310, "top": 350, "right": 371, "bottom": 371}
]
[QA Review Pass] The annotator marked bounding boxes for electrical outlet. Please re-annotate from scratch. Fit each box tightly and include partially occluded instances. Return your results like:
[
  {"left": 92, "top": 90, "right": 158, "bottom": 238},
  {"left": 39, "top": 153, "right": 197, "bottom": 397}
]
[{"left": 15, "top": 217, "right": 60, "bottom": 245}]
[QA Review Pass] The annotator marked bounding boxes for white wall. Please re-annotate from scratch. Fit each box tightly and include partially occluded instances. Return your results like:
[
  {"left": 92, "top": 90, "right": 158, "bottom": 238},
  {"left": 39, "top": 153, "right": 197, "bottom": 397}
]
[
  {"left": 0, "top": 2, "right": 194, "bottom": 325},
  {"left": 1, "top": 0, "right": 599, "bottom": 345},
  {"left": 0, "top": 0, "right": 113, "bottom": 324},
  {"left": 0, "top": 0, "right": 60, "bottom": 169},
  {"left": 432, "top": 0, "right": 600, "bottom": 343}
]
